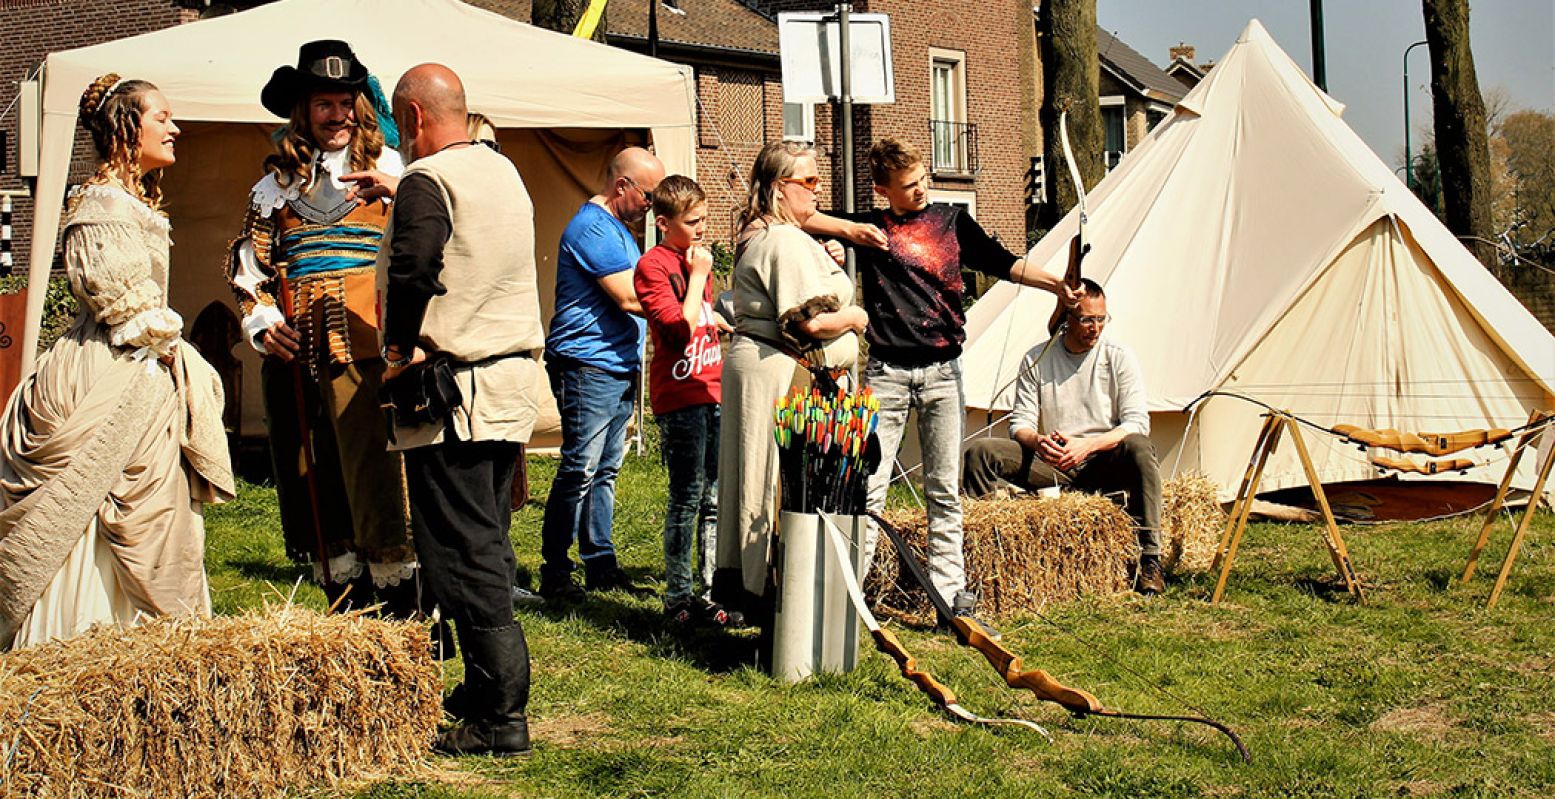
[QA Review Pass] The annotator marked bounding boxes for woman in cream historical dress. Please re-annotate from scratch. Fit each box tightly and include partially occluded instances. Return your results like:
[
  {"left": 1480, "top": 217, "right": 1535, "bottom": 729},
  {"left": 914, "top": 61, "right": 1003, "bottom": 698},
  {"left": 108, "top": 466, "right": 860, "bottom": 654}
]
[
  {"left": 0, "top": 74, "right": 234, "bottom": 650},
  {"left": 713, "top": 142, "right": 869, "bottom": 611}
]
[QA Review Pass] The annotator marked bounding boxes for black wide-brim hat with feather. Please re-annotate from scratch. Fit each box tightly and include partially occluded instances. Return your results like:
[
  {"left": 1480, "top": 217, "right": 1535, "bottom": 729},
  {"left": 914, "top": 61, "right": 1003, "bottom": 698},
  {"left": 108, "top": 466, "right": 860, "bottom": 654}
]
[{"left": 260, "top": 40, "right": 370, "bottom": 119}]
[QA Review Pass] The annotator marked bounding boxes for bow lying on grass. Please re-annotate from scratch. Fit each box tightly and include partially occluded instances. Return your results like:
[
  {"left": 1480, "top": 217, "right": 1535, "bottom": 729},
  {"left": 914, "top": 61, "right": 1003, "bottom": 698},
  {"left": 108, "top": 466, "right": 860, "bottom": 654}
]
[
  {"left": 866, "top": 512, "right": 1253, "bottom": 764},
  {"left": 816, "top": 514, "right": 1052, "bottom": 738}
]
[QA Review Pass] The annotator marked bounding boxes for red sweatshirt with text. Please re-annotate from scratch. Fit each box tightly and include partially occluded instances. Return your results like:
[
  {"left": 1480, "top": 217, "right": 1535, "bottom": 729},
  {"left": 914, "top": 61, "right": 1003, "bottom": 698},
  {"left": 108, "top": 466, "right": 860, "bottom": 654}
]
[{"left": 633, "top": 244, "right": 722, "bottom": 415}]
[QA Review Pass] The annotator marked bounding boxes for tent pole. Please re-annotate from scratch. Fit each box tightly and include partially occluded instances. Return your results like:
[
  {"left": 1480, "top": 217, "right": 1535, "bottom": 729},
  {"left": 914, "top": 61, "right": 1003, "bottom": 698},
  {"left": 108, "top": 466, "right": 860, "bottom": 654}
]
[{"left": 22, "top": 108, "right": 75, "bottom": 374}]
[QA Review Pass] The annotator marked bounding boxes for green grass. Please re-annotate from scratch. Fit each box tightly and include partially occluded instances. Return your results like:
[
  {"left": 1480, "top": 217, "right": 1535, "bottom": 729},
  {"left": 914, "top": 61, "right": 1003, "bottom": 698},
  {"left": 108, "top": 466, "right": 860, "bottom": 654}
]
[{"left": 203, "top": 449, "right": 1555, "bottom": 799}]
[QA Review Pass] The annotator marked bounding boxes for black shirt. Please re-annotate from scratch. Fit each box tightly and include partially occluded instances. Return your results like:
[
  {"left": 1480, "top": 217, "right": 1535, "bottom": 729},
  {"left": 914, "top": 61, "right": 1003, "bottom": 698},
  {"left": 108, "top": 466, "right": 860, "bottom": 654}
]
[
  {"left": 382, "top": 172, "right": 452, "bottom": 352},
  {"left": 841, "top": 203, "right": 1018, "bottom": 365}
]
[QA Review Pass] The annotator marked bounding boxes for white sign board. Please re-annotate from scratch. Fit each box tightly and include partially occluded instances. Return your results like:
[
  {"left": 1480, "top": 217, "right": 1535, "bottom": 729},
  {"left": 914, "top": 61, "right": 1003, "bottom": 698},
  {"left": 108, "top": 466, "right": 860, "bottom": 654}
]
[{"left": 778, "top": 12, "right": 895, "bottom": 105}]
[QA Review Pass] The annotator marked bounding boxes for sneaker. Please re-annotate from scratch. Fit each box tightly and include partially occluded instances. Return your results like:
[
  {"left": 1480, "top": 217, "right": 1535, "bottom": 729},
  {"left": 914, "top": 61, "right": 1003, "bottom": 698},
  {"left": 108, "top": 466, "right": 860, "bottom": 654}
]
[
  {"left": 538, "top": 574, "right": 586, "bottom": 604},
  {"left": 665, "top": 597, "right": 746, "bottom": 628},
  {"left": 948, "top": 590, "right": 1002, "bottom": 641},
  {"left": 511, "top": 585, "right": 545, "bottom": 609},
  {"left": 1137, "top": 555, "right": 1166, "bottom": 596}
]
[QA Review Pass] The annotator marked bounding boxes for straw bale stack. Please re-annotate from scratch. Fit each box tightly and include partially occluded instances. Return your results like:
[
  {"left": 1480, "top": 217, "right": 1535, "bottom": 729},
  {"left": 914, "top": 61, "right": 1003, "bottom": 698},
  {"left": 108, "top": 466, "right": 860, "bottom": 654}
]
[
  {"left": 0, "top": 605, "right": 440, "bottom": 799},
  {"left": 1161, "top": 473, "right": 1226, "bottom": 574},
  {"left": 870, "top": 475, "right": 1228, "bottom": 617},
  {"left": 874, "top": 492, "right": 1137, "bottom": 618}
]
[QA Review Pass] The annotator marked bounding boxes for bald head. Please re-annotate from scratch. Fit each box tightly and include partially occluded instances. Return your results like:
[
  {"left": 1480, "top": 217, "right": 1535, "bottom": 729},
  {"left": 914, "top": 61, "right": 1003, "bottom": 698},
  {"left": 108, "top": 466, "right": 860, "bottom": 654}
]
[
  {"left": 599, "top": 147, "right": 665, "bottom": 223},
  {"left": 395, "top": 63, "right": 467, "bottom": 123},
  {"left": 606, "top": 147, "right": 663, "bottom": 184},
  {"left": 393, "top": 63, "right": 472, "bottom": 161}
]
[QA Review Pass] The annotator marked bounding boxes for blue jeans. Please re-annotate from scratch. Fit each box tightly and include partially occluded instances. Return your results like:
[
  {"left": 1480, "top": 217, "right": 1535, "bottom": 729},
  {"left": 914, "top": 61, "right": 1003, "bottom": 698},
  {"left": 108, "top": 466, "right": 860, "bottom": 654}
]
[
  {"left": 540, "top": 362, "right": 636, "bottom": 583},
  {"left": 656, "top": 404, "right": 719, "bottom": 604}
]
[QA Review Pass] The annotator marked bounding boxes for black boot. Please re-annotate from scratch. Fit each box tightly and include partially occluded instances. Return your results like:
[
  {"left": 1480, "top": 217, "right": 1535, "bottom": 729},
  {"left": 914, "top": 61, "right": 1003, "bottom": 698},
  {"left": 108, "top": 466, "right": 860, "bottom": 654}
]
[
  {"left": 436, "top": 623, "right": 532, "bottom": 757},
  {"left": 374, "top": 574, "right": 423, "bottom": 620},
  {"left": 321, "top": 570, "right": 374, "bottom": 613}
]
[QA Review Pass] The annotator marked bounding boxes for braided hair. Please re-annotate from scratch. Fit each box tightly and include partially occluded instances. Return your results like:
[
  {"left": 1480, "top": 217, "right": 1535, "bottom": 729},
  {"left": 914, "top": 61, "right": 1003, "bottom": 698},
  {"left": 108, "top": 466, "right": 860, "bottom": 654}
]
[{"left": 77, "top": 73, "right": 165, "bottom": 212}]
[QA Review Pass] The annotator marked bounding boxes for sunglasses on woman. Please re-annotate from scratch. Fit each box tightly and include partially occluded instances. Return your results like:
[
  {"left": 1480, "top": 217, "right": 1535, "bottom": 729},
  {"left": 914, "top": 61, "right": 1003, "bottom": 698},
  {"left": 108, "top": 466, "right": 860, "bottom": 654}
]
[{"left": 779, "top": 175, "right": 821, "bottom": 191}]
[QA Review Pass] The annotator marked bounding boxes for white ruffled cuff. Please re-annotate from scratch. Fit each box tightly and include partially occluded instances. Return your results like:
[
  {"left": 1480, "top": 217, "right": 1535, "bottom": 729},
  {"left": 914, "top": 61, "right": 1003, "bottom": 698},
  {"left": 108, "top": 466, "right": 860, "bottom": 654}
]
[
  {"left": 369, "top": 559, "right": 420, "bottom": 589},
  {"left": 96, "top": 279, "right": 164, "bottom": 328},
  {"left": 110, "top": 306, "right": 184, "bottom": 356},
  {"left": 241, "top": 304, "right": 287, "bottom": 354},
  {"left": 313, "top": 551, "right": 364, "bottom": 587}
]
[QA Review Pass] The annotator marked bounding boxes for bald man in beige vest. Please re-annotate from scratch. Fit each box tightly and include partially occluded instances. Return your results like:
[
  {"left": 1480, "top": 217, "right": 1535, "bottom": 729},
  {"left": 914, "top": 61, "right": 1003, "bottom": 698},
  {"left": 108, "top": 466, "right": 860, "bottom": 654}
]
[{"left": 373, "top": 63, "right": 541, "bottom": 757}]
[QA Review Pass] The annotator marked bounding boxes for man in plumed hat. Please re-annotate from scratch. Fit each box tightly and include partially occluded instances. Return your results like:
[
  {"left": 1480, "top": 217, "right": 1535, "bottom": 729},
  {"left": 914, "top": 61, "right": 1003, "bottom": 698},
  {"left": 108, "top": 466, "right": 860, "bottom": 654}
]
[{"left": 225, "top": 40, "right": 419, "bottom": 613}]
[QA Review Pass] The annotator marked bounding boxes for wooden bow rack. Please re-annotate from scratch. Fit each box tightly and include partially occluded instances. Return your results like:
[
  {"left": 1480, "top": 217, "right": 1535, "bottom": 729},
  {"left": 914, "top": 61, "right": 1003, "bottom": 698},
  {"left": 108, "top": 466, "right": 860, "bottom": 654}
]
[
  {"left": 1459, "top": 409, "right": 1554, "bottom": 609},
  {"left": 1211, "top": 411, "right": 1363, "bottom": 604}
]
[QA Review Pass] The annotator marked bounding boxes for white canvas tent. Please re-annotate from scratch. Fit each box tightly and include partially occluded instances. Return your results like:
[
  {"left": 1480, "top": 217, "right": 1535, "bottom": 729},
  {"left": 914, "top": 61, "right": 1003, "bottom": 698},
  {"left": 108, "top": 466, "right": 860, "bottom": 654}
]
[
  {"left": 961, "top": 20, "right": 1555, "bottom": 503},
  {"left": 23, "top": 0, "right": 697, "bottom": 446}
]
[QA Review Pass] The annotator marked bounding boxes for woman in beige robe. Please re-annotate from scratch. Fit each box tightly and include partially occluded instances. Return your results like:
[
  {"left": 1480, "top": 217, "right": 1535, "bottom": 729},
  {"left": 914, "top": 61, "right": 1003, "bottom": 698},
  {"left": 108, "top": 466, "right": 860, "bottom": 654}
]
[
  {"left": 714, "top": 142, "right": 868, "bottom": 607},
  {"left": 0, "top": 75, "right": 233, "bottom": 650}
]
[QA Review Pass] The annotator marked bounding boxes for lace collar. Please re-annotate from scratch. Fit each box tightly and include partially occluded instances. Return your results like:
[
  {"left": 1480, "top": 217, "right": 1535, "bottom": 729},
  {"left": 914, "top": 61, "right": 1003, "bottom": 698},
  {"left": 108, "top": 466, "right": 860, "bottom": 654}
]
[
  {"left": 249, "top": 147, "right": 403, "bottom": 212},
  {"left": 67, "top": 182, "right": 171, "bottom": 232}
]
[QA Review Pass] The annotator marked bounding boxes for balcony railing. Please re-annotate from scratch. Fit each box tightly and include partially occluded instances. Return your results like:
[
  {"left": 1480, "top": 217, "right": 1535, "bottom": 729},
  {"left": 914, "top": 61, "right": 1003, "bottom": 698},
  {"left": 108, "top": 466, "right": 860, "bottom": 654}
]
[{"left": 930, "top": 120, "right": 978, "bottom": 176}]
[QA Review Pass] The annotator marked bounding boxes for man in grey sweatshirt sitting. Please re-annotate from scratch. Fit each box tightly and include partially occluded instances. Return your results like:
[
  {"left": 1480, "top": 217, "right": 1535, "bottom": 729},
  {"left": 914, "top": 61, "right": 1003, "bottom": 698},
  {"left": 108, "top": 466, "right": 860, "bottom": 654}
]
[{"left": 961, "top": 279, "right": 1165, "bottom": 595}]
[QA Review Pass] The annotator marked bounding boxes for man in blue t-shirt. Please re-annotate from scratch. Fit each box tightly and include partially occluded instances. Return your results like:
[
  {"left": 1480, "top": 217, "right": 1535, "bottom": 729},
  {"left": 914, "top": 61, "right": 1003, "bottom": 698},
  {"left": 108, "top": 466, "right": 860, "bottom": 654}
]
[{"left": 539, "top": 146, "right": 664, "bottom": 602}]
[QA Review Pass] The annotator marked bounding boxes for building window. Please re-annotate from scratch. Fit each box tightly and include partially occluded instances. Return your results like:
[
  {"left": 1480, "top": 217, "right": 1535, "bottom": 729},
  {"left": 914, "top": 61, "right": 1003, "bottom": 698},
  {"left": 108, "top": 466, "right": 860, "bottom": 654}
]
[
  {"left": 1146, "top": 103, "right": 1170, "bottom": 133},
  {"left": 783, "top": 102, "right": 814, "bottom": 142},
  {"left": 929, "top": 48, "right": 974, "bottom": 175},
  {"left": 928, "top": 188, "right": 976, "bottom": 217},
  {"left": 1101, "top": 96, "right": 1125, "bottom": 170}
]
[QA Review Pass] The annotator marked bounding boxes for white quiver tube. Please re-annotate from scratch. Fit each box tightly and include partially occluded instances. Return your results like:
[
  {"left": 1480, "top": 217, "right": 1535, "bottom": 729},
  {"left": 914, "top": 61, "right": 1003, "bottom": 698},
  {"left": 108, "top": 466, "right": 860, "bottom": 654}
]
[{"left": 770, "top": 511, "right": 866, "bottom": 682}]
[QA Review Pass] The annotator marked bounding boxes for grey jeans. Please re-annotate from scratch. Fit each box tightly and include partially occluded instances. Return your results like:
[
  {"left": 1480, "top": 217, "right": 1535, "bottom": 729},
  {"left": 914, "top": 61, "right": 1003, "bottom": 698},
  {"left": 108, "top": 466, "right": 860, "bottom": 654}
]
[{"left": 862, "top": 357, "right": 966, "bottom": 604}]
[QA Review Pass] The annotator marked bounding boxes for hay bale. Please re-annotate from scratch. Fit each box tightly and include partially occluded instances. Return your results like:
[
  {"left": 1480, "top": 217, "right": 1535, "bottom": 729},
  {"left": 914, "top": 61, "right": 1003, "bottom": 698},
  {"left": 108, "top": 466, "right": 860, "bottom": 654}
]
[
  {"left": 1162, "top": 473, "right": 1226, "bottom": 574},
  {"left": 873, "top": 493, "right": 1137, "bottom": 618},
  {"left": 0, "top": 605, "right": 440, "bottom": 798}
]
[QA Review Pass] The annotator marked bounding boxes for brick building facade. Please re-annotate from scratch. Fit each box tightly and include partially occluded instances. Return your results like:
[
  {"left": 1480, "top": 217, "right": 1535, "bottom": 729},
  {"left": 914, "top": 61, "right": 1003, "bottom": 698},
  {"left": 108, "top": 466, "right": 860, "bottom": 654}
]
[
  {"left": 755, "top": 0, "right": 1038, "bottom": 252},
  {"left": 0, "top": 0, "right": 205, "bottom": 270},
  {"left": 477, "top": 0, "right": 1038, "bottom": 251},
  {"left": 1096, "top": 27, "right": 1184, "bottom": 170},
  {"left": 471, "top": 0, "right": 794, "bottom": 246}
]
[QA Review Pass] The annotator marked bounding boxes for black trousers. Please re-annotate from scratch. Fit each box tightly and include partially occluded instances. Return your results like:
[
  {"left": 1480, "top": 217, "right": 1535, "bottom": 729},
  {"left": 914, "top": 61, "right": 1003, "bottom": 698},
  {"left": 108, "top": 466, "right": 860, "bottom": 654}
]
[
  {"left": 962, "top": 433, "right": 1163, "bottom": 556},
  {"left": 404, "top": 440, "right": 522, "bottom": 629}
]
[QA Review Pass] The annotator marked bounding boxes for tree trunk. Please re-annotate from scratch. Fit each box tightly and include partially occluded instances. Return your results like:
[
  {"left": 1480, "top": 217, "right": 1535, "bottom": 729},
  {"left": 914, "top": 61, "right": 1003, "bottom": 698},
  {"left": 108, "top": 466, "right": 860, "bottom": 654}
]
[
  {"left": 1036, "top": 0, "right": 1103, "bottom": 231},
  {"left": 533, "top": 0, "right": 607, "bottom": 43},
  {"left": 1423, "top": 0, "right": 1496, "bottom": 266}
]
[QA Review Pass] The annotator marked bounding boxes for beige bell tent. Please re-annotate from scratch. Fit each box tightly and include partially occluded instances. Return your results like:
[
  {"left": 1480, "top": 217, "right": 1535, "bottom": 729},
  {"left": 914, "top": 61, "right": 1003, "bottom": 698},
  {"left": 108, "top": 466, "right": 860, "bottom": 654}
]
[
  {"left": 960, "top": 19, "right": 1555, "bottom": 504},
  {"left": 24, "top": 0, "right": 696, "bottom": 446}
]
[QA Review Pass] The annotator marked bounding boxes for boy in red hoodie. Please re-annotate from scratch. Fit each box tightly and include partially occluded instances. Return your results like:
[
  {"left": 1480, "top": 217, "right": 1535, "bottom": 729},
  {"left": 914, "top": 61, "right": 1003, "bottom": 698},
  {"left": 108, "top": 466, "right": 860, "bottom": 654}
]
[{"left": 633, "top": 176, "right": 740, "bottom": 626}]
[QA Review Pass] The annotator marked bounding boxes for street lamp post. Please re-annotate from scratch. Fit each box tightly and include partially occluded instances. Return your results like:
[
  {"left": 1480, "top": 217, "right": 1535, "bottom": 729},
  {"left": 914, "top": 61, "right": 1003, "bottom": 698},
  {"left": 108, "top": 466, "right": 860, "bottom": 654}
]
[
  {"left": 1403, "top": 39, "right": 1428, "bottom": 192},
  {"left": 1310, "top": 0, "right": 1327, "bottom": 91}
]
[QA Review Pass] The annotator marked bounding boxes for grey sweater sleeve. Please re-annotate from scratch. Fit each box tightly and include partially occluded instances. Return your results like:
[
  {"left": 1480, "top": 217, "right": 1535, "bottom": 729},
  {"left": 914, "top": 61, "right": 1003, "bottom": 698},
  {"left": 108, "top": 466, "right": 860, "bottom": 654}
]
[
  {"left": 1007, "top": 343, "right": 1048, "bottom": 438},
  {"left": 1110, "top": 343, "right": 1151, "bottom": 438}
]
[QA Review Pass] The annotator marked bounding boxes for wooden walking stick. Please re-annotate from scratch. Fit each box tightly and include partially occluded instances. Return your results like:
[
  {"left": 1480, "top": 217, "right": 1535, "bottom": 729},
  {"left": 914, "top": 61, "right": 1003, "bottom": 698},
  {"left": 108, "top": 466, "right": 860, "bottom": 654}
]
[{"left": 274, "top": 270, "right": 333, "bottom": 586}]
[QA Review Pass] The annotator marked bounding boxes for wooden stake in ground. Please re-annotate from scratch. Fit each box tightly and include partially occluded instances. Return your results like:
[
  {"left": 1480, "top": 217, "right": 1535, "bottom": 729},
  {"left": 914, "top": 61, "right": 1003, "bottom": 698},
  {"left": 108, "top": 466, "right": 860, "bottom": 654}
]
[
  {"left": 1211, "top": 411, "right": 1362, "bottom": 604},
  {"left": 1460, "top": 409, "right": 1555, "bottom": 609}
]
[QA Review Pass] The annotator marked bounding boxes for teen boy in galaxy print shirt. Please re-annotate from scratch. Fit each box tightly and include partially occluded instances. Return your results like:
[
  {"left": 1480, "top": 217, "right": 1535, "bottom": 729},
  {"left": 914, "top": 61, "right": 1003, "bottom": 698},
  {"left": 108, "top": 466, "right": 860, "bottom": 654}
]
[{"left": 805, "top": 137, "right": 1076, "bottom": 628}]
